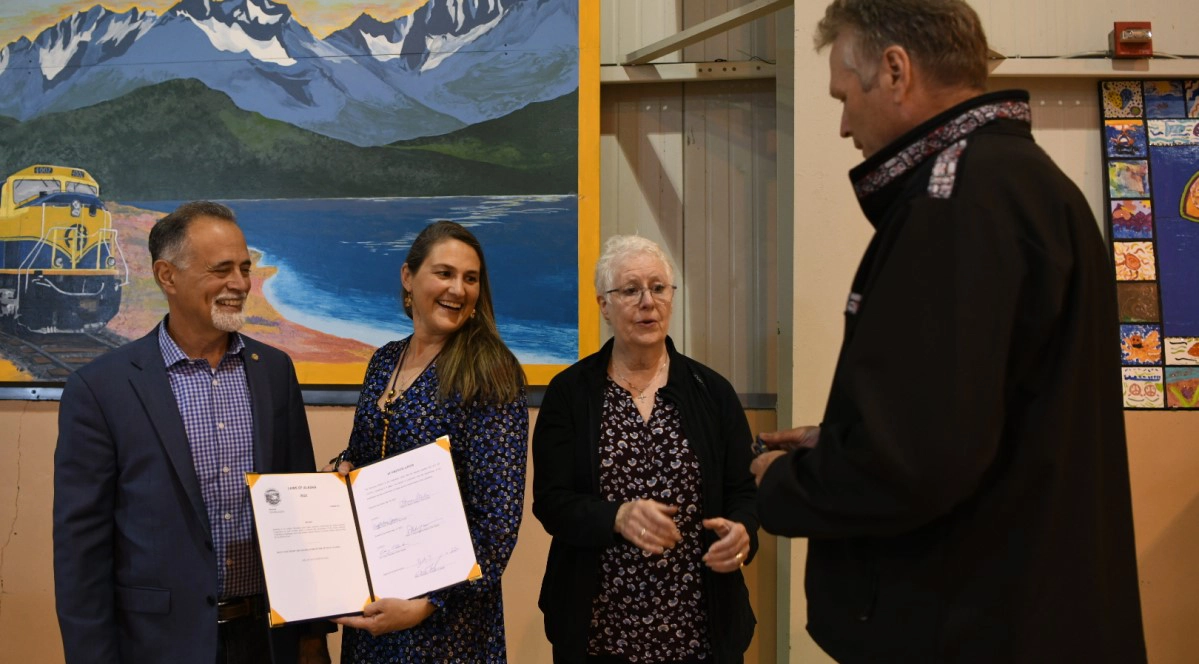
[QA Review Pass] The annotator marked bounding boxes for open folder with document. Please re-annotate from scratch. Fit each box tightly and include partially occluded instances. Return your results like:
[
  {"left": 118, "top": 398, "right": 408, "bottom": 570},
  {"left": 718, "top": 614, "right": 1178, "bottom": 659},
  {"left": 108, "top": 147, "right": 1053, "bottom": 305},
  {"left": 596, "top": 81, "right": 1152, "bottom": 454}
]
[{"left": 245, "top": 435, "right": 480, "bottom": 626}]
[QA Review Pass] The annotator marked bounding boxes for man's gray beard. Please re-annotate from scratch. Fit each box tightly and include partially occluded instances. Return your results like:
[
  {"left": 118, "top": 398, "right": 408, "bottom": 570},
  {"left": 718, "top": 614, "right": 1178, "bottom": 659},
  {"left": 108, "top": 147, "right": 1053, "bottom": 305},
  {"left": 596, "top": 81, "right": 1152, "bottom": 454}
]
[{"left": 212, "top": 307, "right": 245, "bottom": 332}]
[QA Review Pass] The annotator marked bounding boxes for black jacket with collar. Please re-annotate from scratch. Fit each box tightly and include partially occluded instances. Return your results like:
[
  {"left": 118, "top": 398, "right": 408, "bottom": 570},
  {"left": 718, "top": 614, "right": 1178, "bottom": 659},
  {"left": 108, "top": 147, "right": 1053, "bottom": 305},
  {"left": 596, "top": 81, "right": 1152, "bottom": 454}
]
[
  {"left": 532, "top": 336, "right": 759, "bottom": 662},
  {"left": 758, "top": 90, "right": 1146, "bottom": 662}
]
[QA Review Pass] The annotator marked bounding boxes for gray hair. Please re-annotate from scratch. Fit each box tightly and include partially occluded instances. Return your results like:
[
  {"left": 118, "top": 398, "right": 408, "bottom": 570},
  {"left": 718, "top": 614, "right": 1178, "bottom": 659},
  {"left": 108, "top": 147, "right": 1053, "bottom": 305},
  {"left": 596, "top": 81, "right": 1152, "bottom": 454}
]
[
  {"left": 815, "top": 0, "right": 988, "bottom": 91},
  {"left": 149, "top": 200, "right": 237, "bottom": 268},
  {"left": 594, "top": 235, "right": 677, "bottom": 297}
]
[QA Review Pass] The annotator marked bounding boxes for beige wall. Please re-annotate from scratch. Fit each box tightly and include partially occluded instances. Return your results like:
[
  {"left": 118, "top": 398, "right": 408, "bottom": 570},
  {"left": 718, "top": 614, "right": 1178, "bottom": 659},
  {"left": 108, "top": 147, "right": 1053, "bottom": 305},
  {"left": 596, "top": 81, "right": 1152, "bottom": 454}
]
[
  {"left": 600, "top": 77, "right": 778, "bottom": 393},
  {"left": 1126, "top": 412, "right": 1199, "bottom": 664},
  {"left": 784, "top": 1, "right": 1199, "bottom": 662},
  {"left": 0, "top": 402, "right": 59, "bottom": 663},
  {"left": 0, "top": 401, "right": 777, "bottom": 663}
]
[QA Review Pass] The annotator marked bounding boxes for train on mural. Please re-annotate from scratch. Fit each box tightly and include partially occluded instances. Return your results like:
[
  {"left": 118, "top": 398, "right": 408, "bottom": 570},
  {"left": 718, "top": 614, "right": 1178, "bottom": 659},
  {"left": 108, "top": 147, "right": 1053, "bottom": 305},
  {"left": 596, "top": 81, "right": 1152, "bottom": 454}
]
[{"left": 0, "top": 165, "right": 127, "bottom": 333}]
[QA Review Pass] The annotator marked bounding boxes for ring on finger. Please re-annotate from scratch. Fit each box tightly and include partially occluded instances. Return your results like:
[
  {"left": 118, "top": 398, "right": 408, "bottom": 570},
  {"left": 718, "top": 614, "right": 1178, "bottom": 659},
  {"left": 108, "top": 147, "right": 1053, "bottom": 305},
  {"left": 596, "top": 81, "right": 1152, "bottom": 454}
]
[
  {"left": 734, "top": 552, "right": 744, "bottom": 560},
  {"left": 640, "top": 527, "right": 647, "bottom": 538}
]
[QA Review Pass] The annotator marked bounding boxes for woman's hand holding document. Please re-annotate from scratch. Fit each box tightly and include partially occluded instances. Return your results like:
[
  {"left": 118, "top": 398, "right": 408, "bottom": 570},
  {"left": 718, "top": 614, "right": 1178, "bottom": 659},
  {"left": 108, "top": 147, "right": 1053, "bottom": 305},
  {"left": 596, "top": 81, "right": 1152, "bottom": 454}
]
[{"left": 246, "top": 435, "right": 480, "bottom": 626}]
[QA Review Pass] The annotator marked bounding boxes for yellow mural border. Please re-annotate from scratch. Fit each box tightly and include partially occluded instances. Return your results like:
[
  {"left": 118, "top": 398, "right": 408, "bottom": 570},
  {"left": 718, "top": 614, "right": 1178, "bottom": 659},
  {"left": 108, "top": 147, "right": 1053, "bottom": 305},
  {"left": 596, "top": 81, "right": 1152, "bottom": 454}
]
[{"left": 524, "top": 0, "right": 600, "bottom": 386}]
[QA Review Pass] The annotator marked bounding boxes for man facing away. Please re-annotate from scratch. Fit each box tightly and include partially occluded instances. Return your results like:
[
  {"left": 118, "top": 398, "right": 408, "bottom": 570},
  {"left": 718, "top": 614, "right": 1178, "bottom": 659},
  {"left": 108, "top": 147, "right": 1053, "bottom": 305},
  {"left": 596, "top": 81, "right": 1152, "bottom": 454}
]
[
  {"left": 54, "top": 201, "right": 330, "bottom": 663},
  {"left": 751, "top": 1, "right": 1147, "bottom": 661}
]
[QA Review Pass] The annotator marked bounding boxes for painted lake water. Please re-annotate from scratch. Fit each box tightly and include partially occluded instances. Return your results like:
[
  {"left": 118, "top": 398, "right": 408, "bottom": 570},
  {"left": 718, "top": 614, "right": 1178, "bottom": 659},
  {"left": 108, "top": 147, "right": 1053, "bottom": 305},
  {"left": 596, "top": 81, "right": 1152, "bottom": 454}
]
[{"left": 129, "top": 196, "right": 579, "bottom": 364}]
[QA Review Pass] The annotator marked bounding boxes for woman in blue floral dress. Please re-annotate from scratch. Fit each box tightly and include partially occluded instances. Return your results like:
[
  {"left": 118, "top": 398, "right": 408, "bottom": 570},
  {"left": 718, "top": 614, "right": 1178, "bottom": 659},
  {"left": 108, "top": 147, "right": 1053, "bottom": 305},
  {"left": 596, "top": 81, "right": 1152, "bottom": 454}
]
[{"left": 326, "top": 221, "right": 528, "bottom": 663}]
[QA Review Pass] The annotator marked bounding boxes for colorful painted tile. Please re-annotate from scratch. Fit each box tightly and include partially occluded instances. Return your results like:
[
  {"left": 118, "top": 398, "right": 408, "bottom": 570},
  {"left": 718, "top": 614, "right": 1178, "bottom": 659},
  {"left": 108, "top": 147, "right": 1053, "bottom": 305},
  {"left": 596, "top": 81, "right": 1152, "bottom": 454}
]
[
  {"left": 1120, "top": 324, "right": 1162, "bottom": 365},
  {"left": 1107, "top": 160, "right": 1150, "bottom": 198},
  {"left": 1145, "top": 81, "right": 1187, "bottom": 118},
  {"left": 1164, "top": 367, "right": 1199, "bottom": 408},
  {"left": 1110, "top": 199, "right": 1153, "bottom": 239},
  {"left": 1117, "top": 282, "right": 1160, "bottom": 322},
  {"left": 1147, "top": 119, "right": 1199, "bottom": 146},
  {"left": 1122, "top": 367, "right": 1164, "bottom": 408},
  {"left": 1104, "top": 80, "right": 1199, "bottom": 411},
  {"left": 1113, "top": 242, "right": 1157, "bottom": 281},
  {"left": 1103, "top": 81, "right": 1143, "bottom": 118},
  {"left": 1105, "top": 120, "right": 1147, "bottom": 158},
  {"left": 1165, "top": 337, "right": 1199, "bottom": 365}
]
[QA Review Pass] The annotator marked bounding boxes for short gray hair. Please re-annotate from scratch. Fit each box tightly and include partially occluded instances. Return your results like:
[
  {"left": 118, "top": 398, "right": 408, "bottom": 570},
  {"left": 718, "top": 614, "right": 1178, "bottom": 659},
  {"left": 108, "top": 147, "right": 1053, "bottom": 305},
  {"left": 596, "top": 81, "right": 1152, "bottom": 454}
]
[
  {"left": 149, "top": 200, "right": 237, "bottom": 268},
  {"left": 594, "top": 235, "right": 676, "bottom": 297},
  {"left": 815, "top": 0, "right": 988, "bottom": 91}
]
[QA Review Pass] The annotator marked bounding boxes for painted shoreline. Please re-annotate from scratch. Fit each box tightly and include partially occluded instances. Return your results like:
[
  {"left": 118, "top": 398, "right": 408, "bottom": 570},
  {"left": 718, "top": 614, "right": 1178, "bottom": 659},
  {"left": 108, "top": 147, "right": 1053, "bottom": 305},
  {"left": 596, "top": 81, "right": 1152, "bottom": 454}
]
[{"left": 0, "top": 204, "right": 377, "bottom": 384}]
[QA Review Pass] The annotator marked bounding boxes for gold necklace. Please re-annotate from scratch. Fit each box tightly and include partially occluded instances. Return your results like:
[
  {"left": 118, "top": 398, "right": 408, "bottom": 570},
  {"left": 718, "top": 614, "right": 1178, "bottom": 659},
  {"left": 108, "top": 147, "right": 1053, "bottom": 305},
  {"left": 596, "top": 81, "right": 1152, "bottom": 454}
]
[
  {"left": 614, "top": 357, "right": 668, "bottom": 404},
  {"left": 384, "top": 342, "right": 440, "bottom": 401},
  {"left": 380, "top": 341, "right": 440, "bottom": 457},
  {"left": 383, "top": 346, "right": 408, "bottom": 402}
]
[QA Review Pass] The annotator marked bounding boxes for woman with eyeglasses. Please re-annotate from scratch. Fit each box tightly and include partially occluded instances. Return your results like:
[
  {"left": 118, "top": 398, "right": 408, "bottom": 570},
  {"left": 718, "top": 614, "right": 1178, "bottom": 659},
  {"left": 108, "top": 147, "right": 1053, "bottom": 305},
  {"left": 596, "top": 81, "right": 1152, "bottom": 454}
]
[
  {"left": 325, "top": 220, "right": 528, "bottom": 662},
  {"left": 532, "top": 235, "right": 759, "bottom": 663}
]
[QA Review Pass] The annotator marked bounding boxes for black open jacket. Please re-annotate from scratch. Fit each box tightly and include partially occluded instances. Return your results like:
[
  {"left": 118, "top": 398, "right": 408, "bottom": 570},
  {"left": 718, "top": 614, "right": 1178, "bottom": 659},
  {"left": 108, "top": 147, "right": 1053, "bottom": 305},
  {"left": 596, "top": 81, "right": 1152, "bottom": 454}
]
[{"left": 532, "top": 337, "right": 759, "bottom": 662}]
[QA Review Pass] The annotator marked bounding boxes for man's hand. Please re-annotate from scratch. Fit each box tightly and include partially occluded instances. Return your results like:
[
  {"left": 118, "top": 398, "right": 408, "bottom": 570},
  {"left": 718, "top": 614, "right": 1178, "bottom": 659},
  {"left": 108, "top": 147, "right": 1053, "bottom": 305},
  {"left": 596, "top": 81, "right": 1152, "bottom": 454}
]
[
  {"left": 298, "top": 634, "right": 331, "bottom": 664},
  {"left": 320, "top": 459, "right": 354, "bottom": 475},
  {"left": 751, "top": 450, "right": 787, "bottom": 486},
  {"left": 333, "top": 598, "right": 436, "bottom": 637},
  {"left": 758, "top": 426, "right": 820, "bottom": 451}
]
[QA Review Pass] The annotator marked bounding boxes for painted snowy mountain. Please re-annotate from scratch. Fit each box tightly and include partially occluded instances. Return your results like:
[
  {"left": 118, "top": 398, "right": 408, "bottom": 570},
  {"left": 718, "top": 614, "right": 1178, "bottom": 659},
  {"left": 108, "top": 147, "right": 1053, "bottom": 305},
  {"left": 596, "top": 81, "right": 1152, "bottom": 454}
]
[{"left": 0, "top": 0, "right": 577, "bottom": 146}]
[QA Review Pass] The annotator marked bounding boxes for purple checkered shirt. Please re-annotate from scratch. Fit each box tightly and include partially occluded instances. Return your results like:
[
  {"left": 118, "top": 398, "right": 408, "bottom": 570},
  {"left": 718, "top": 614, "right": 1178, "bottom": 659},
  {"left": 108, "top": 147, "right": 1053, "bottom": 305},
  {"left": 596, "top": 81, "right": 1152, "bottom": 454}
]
[{"left": 159, "top": 319, "right": 263, "bottom": 599}]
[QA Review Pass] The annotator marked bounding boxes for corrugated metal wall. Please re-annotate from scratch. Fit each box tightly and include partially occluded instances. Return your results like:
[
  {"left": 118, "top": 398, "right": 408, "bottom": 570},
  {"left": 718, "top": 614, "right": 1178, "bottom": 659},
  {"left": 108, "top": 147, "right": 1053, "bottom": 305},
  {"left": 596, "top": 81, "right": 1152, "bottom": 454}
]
[
  {"left": 601, "top": 0, "right": 777, "bottom": 64},
  {"left": 599, "top": 1, "right": 779, "bottom": 395}
]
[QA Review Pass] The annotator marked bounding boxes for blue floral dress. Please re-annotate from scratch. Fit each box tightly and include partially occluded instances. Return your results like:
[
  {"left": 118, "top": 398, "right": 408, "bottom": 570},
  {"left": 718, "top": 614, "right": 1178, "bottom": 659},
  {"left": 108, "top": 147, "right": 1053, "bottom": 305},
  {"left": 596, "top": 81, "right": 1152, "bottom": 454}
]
[{"left": 341, "top": 338, "right": 529, "bottom": 663}]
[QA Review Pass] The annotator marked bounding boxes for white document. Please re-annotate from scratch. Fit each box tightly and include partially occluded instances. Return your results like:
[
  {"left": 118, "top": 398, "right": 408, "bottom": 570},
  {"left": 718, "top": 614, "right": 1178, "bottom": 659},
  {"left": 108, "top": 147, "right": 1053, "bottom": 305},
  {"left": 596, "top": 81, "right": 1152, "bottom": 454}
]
[
  {"left": 352, "top": 441, "right": 480, "bottom": 601},
  {"left": 245, "top": 472, "right": 372, "bottom": 624},
  {"left": 247, "top": 435, "right": 480, "bottom": 626}
]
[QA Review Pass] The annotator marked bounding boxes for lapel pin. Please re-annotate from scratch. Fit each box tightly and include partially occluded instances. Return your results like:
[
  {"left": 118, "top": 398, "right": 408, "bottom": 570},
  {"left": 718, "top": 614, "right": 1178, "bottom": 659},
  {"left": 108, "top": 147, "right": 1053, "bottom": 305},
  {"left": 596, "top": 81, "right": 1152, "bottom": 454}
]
[{"left": 251, "top": 353, "right": 260, "bottom": 361}]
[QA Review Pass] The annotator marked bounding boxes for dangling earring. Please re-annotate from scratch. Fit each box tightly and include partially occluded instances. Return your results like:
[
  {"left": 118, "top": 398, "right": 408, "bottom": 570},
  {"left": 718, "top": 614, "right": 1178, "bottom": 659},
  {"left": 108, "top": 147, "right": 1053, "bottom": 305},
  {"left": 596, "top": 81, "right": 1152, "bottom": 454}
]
[
  {"left": 404, "top": 292, "right": 412, "bottom": 309},
  {"left": 470, "top": 310, "right": 477, "bottom": 319}
]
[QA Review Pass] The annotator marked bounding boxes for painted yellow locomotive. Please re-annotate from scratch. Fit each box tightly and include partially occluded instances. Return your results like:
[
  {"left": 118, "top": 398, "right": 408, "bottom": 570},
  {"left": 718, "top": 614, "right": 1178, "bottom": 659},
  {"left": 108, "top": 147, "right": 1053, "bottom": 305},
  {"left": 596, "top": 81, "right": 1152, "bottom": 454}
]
[{"left": 0, "top": 165, "right": 127, "bottom": 332}]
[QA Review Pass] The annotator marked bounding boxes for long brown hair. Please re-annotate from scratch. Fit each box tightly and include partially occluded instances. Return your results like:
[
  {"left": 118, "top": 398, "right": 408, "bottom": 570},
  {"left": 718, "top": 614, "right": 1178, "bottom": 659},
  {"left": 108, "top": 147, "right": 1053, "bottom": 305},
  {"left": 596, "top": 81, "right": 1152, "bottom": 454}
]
[{"left": 401, "top": 221, "right": 525, "bottom": 404}]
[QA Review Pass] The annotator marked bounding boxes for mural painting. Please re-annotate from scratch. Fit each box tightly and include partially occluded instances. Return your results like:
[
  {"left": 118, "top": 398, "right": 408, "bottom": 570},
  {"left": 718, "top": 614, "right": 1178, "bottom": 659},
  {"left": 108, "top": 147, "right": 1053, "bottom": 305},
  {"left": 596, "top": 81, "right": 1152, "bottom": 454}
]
[
  {"left": 0, "top": 0, "right": 591, "bottom": 390},
  {"left": 1101, "top": 79, "right": 1199, "bottom": 409}
]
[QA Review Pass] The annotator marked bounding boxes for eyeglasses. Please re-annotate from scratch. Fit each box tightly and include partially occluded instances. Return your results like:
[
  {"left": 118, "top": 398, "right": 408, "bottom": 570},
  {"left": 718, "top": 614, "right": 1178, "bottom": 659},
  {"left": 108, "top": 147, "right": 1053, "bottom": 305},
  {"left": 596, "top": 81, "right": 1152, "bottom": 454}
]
[{"left": 604, "top": 283, "right": 678, "bottom": 305}]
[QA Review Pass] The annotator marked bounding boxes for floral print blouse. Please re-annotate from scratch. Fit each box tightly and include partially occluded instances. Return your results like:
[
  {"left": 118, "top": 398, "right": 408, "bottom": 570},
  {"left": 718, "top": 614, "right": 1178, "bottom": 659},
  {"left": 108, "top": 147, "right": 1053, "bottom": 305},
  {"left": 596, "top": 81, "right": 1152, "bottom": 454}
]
[
  {"left": 341, "top": 338, "right": 529, "bottom": 663},
  {"left": 588, "top": 378, "right": 711, "bottom": 662}
]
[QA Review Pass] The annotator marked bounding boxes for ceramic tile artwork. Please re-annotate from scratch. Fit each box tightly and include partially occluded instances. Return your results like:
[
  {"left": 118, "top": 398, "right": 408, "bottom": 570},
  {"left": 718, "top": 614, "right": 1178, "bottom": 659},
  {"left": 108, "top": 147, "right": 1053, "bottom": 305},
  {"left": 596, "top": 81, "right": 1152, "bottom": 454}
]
[
  {"left": 1113, "top": 242, "right": 1157, "bottom": 281},
  {"left": 1144, "top": 80, "right": 1187, "bottom": 118},
  {"left": 1110, "top": 199, "right": 1153, "bottom": 239},
  {"left": 1102, "top": 81, "right": 1145, "bottom": 118},
  {"left": 1164, "top": 367, "right": 1199, "bottom": 408},
  {"left": 1122, "top": 366, "right": 1165, "bottom": 409},
  {"left": 1101, "top": 80, "right": 1199, "bottom": 409},
  {"left": 1164, "top": 337, "right": 1199, "bottom": 366},
  {"left": 1117, "top": 282, "right": 1160, "bottom": 323},
  {"left": 1105, "top": 120, "right": 1148, "bottom": 158},
  {"left": 1120, "top": 324, "right": 1163, "bottom": 365}
]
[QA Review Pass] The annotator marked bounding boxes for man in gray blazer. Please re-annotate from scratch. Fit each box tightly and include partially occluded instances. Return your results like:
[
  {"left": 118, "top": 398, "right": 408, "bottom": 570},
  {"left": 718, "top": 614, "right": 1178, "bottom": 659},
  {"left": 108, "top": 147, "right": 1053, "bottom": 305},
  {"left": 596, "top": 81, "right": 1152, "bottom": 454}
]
[{"left": 54, "top": 201, "right": 330, "bottom": 663}]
